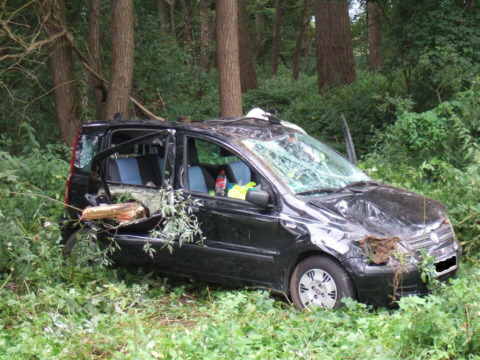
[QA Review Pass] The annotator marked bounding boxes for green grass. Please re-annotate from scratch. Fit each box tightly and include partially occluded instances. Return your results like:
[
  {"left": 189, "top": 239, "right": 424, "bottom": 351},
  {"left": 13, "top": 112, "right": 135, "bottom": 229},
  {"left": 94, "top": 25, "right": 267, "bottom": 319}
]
[{"left": 1, "top": 262, "right": 479, "bottom": 359}]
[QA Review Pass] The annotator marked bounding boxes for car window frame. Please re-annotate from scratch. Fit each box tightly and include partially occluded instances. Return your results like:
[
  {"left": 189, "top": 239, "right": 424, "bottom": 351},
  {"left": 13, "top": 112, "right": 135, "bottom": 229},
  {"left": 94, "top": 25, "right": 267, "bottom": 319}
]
[
  {"left": 91, "top": 128, "right": 176, "bottom": 201},
  {"left": 176, "top": 131, "right": 280, "bottom": 209}
]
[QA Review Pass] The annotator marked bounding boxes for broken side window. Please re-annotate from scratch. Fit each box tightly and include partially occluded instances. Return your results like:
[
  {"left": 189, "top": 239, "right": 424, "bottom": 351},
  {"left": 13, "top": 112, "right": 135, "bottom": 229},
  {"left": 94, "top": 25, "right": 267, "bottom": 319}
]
[
  {"left": 106, "top": 130, "right": 171, "bottom": 188},
  {"left": 183, "top": 137, "right": 259, "bottom": 197},
  {"left": 74, "top": 135, "right": 99, "bottom": 172}
]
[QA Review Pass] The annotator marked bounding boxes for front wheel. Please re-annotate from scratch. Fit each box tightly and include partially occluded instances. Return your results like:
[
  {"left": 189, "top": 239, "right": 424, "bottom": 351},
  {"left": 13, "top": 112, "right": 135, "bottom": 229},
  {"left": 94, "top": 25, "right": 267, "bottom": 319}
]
[{"left": 290, "top": 256, "right": 356, "bottom": 310}]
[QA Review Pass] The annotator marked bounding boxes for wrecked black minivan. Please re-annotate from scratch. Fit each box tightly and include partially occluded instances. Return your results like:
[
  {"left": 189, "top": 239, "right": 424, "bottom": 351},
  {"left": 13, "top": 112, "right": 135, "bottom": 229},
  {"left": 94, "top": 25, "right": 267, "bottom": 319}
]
[{"left": 62, "top": 110, "right": 462, "bottom": 309}]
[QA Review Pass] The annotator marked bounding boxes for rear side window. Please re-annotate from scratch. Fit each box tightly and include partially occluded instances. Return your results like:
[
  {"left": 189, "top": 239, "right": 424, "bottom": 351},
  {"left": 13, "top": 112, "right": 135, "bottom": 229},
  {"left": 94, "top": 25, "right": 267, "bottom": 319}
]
[
  {"left": 106, "top": 130, "right": 172, "bottom": 188},
  {"left": 74, "top": 135, "right": 99, "bottom": 172}
]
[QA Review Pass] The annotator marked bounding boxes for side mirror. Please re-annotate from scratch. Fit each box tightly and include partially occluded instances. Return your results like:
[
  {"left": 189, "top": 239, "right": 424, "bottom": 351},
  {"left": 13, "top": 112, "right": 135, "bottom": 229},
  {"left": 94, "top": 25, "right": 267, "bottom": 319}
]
[{"left": 245, "top": 190, "right": 271, "bottom": 207}]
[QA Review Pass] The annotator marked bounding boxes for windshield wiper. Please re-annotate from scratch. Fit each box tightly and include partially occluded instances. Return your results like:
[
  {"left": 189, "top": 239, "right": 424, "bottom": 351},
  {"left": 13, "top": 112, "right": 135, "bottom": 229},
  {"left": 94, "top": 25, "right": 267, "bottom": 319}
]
[
  {"left": 296, "top": 188, "right": 339, "bottom": 196},
  {"left": 331, "top": 180, "right": 379, "bottom": 193},
  {"left": 296, "top": 181, "right": 379, "bottom": 196}
]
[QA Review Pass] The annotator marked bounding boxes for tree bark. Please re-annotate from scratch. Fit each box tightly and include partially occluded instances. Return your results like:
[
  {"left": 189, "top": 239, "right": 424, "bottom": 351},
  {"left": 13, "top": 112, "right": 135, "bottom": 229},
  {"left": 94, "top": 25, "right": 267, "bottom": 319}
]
[
  {"left": 314, "top": 0, "right": 356, "bottom": 92},
  {"left": 367, "top": 1, "right": 383, "bottom": 70},
  {"left": 157, "top": 0, "right": 170, "bottom": 33},
  {"left": 238, "top": 0, "right": 258, "bottom": 92},
  {"left": 40, "top": 0, "right": 80, "bottom": 146},
  {"left": 292, "top": 0, "right": 309, "bottom": 80},
  {"left": 88, "top": 0, "right": 107, "bottom": 119},
  {"left": 216, "top": 0, "right": 242, "bottom": 117},
  {"left": 105, "top": 0, "right": 134, "bottom": 120},
  {"left": 271, "top": 0, "right": 282, "bottom": 76}
]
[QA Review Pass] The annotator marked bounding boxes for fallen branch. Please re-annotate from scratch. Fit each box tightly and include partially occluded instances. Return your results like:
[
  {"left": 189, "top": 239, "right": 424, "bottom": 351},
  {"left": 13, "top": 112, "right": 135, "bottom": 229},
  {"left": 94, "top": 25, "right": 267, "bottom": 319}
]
[
  {"left": 0, "top": 189, "right": 82, "bottom": 212},
  {"left": 457, "top": 211, "right": 479, "bottom": 226},
  {"left": 81, "top": 203, "right": 147, "bottom": 222}
]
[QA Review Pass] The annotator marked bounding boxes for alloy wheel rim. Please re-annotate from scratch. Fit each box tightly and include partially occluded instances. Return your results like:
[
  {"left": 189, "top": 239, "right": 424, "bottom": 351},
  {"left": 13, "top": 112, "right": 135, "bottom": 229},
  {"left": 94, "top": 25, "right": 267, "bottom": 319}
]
[{"left": 298, "top": 268, "right": 337, "bottom": 309}]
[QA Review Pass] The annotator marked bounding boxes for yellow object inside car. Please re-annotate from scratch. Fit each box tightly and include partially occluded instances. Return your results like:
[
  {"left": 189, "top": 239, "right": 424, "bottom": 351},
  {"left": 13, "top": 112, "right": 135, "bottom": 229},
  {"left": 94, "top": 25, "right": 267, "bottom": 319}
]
[{"left": 227, "top": 182, "right": 257, "bottom": 200}]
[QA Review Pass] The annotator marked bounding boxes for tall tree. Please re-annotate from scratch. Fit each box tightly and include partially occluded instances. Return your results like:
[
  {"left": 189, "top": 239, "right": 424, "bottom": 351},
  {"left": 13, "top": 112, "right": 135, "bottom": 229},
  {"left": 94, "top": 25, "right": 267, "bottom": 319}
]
[
  {"left": 238, "top": 0, "right": 258, "bottom": 92},
  {"left": 292, "top": 0, "right": 310, "bottom": 80},
  {"left": 271, "top": 0, "right": 282, "bottom": 76},
  {"left": 105, "top": 0, "right": 134, "bottom": 120},
  {"left": 169, "top": 1, "right": 177, "bottom": 39},
  {"left": 314, "top": 0, "right": 356, "bottom": 92},
  {"left": 181, "top": 0, "right": 195, "bottom": 64},
  {"left": 88, "top": 0, "right": 107, "bottom": 119},
  {"left": 216, "top": 0, "right": 243, "bottom": 117},
  {"left": 157, "top": 0, "right": 170, "bottom": 33},
  {"left": 254, "top": 10, "right": 266, "bottom": 61},
  {"left": 199, "top": 0, "right": 215, "bottom": 72},
  {"left": 40, "top": 0, "right": 80, "bottom": 146},
  {"left": 367, "top": 1, "right": 383, "bottom": 70}
]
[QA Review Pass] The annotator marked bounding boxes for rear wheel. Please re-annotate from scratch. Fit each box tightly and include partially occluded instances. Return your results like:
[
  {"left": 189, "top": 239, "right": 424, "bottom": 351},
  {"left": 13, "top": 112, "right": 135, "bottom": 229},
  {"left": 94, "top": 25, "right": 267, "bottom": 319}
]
[
  {"left": 290, "top": 256, "right": 356, "bottom": 310},
  {"left": 62, "top": 227, "right": 96, "bottom": 255}
]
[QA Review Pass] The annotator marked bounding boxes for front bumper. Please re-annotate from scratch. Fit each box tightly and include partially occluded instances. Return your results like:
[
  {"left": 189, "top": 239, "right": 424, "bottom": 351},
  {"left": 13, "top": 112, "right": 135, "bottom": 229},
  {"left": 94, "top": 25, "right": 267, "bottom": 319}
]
[{"left": 343, "top": 248, "right": 461, "bottom": 306}]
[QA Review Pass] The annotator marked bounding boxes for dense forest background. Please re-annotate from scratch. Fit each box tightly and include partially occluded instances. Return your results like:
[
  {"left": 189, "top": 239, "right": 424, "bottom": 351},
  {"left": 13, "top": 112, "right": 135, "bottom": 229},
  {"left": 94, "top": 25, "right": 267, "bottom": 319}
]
[{"left": 1, "top": 0, "right": 479, "bottom": 358}]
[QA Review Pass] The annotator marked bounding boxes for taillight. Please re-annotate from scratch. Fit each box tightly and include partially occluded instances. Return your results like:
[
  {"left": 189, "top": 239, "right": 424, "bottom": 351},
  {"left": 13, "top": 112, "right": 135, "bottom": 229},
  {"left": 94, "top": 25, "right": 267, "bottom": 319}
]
[{"left": 65, "top": 130, "right": 81, "bottom": 205}]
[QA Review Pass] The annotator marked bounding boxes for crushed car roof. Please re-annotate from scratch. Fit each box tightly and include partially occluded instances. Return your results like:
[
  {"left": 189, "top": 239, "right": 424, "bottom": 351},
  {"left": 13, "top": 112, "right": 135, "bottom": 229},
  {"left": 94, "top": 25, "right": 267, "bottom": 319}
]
[{"left": 83, "top": 116, "right": 303, "bottom": 141}]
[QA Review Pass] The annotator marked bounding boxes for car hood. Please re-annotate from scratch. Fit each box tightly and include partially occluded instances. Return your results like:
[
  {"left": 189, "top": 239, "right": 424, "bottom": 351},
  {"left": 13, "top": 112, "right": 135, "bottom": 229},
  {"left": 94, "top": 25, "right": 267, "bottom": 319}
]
[{"left": 307, "top": 184, "right": 447, "bottom": 240}]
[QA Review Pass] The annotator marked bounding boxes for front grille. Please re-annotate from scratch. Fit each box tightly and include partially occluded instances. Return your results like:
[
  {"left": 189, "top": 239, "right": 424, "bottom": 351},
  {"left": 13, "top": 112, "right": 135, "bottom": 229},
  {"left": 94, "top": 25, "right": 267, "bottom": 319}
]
[{"left": 408, "top": 224, "right": 452, "bottom": 250}]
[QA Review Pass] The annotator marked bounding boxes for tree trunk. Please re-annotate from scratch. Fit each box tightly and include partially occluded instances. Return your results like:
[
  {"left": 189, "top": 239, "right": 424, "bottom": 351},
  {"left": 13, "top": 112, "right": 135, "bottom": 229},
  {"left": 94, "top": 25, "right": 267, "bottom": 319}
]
[
  {"left": 200, "top": 0, "right": 214, "bottom": 72},
  {"left": 238, "top": 0, "right": 258, "bottom": 92},
  {"left": 40, "top": 0, "right": 80, "bottom": 146},
  {"left": 157, "top": 0, "right": 170, "bottom": 33},
  {"left": 367, "top": 1, "right": 383, "bottom": 70},
  {"left": 271, "top": 0, "right": 282, "bottom": 76},
  {"left": 292, "top": 0, "right": 309, "bottom": 80},
  {"left": 314, "top": 0, "right": 356, "bottom": 92},
  {"left": 181, "top": 0, "right": 195, "bottom": 65},
  {"left": 305, "top": 1, "right": 312, "bottom": 55},
  {"left": 105, "top": 0, "right": 134, "bottom": 120},
  {"left": 255, "top": 11, "right": 266, "bottom": 61},
  {"left": 170, "top": 0, "right": 176, "bottom": 38},
  {"left": 216, "top": 0, "right": 242, "bottom": 117},
  {"left": 88, "top": 0, "right": 107, "bottom": 120}
]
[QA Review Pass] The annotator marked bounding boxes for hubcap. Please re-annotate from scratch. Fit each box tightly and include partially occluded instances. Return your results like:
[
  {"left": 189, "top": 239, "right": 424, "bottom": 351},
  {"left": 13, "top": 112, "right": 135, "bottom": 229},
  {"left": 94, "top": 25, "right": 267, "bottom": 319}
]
[{"left": 298, "top": 269, "right": 337, "bottom": 309}]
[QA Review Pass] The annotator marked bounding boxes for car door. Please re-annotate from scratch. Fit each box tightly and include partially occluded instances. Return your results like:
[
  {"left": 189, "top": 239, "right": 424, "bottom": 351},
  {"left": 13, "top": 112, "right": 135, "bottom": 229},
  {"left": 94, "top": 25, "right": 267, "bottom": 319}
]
[
  {"left": 170, "top": 132, "right": 280, "bottom": 286},
  {"left": 90, "top": 128, "right": 182, "bottom": 268}
]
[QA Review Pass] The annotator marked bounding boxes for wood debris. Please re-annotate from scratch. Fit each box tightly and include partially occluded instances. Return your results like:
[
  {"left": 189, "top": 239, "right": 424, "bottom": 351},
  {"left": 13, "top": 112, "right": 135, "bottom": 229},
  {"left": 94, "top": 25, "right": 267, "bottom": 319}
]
[
  {"left": 80, "top": 202, "right": 147, "bottom": 222},
  {"left": 358, "top": 235, "right": 401, "bottom": 265}
]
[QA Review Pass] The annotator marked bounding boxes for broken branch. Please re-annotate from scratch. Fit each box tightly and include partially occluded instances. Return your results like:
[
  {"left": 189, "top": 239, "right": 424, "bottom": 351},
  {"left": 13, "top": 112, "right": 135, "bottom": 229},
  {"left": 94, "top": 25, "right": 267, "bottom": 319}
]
[
  {"left": 63, "top": 31, "right": 165, "bottom": 121},
  {"left": 0, "top": 27, "right": 67, "bottom": 62},
  {"left": 81, "top": 203, "right": 147, "bottom": 222}
]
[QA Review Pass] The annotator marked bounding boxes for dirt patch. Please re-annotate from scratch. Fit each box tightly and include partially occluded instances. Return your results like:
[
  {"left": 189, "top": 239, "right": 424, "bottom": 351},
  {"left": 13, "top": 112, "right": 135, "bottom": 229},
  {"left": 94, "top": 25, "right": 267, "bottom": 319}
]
[{"left": 358, "top": 235, "right": 401, "bottom": 265}]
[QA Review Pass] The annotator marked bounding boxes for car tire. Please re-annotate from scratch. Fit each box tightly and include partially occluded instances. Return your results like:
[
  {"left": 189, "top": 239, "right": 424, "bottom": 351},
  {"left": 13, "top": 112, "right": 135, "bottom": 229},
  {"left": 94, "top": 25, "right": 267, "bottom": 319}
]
[
  {"left": 62, "top": 227, "right": 96, "bottom": 255},
  {"left": 290, "top": 256, "right": 356, "bottom": 310}
]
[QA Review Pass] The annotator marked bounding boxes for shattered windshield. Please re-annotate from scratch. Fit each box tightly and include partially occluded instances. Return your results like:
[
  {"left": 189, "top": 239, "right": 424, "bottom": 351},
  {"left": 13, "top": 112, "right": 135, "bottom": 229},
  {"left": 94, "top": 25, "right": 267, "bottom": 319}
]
[{"left": 242, "top": 133, "right": 370, "bottom": 195}]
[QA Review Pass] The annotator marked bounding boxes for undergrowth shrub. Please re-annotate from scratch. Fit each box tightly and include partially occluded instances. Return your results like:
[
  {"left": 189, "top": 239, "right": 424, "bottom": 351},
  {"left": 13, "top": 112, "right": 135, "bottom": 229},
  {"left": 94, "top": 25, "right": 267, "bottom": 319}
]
[
  {"left": 362, "top": 79, "right": 480, "bottom": 254},
  {"left": 1, "top": 266, "right": 478, "bottom": 359},
  {"left": 243, "top": 71, "right": 405, "bottom": 155},
  {"left": 0, "top": 125, "right": 107, "bottom": 288}
]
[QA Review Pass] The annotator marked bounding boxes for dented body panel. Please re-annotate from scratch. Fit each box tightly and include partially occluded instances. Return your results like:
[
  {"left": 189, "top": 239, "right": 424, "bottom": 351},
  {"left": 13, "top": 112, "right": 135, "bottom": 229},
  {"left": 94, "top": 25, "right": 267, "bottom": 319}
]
[{"left": 62, "top": 117, "right": 462, "bottom": 307}]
